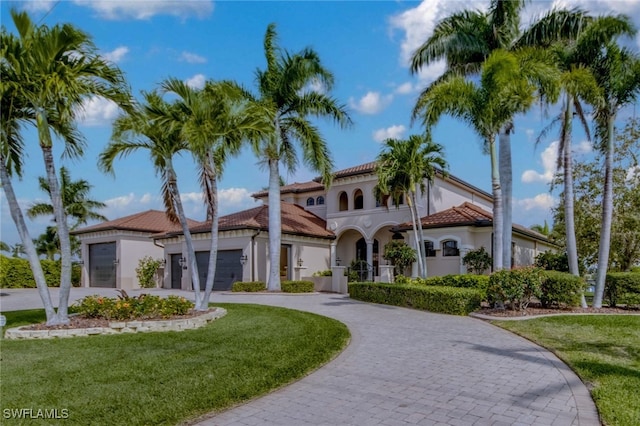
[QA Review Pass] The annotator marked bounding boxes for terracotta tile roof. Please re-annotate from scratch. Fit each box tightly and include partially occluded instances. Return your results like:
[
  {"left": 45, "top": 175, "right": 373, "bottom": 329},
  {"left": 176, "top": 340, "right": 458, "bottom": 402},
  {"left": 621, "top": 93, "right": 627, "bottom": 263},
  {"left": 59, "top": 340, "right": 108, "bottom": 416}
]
[
  {"left": 72, "top": 210, "right": 201, "bottom": 235},
  {"left": 333, "top": 161, "right": 377, "bottom": 178},
  {"left": 252, "top": 181, "right": 325, "bottom": 198},
  {"left": 394, "top": 202, "right": 549, "bottom": 241},
  {"left": 168, "top": 202, "right": 334, "bottom": 239}
]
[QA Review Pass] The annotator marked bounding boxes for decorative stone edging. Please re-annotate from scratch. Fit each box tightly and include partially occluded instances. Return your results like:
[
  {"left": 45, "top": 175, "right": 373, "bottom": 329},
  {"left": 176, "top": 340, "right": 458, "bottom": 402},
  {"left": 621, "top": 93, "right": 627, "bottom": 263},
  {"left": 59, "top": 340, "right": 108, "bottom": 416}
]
[{"left": 3, "top": 308, "right": 227, "bottom": 340}]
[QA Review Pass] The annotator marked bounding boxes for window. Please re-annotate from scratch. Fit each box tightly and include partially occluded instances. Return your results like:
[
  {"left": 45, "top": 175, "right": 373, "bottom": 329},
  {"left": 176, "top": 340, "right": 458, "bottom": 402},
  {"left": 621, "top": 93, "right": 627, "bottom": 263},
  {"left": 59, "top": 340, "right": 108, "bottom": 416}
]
[
  {"left": 442, "top": 240, "right": 459, "bottom": 257},
  {"left": 316, "top": 196, "right": 325, "bottom": 205},
  {"left": 392, "top": 194, "right": 404, "bottom": 206},
  {"left": 306, "top": 197, "right": 315, "bottom": 206},
  {"left": 354, "top": 189, "right": 363, "bottom": 210},
  {"left": 338, "top": 192, "right": 348, "bottom": 211},
  {"left": 424, "top": 241, "right": 436, "bottom": 257}
]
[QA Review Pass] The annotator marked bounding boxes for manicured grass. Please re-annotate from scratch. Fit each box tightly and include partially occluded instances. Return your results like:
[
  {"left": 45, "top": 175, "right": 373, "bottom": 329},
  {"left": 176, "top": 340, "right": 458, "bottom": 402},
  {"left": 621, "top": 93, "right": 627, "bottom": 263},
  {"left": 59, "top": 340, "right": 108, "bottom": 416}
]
[
  {"left": 494, "top": 315, "right": 640, "bottom": 426},
  {"left": 0, "top": 304, "right": 350, "bottom": 425}
]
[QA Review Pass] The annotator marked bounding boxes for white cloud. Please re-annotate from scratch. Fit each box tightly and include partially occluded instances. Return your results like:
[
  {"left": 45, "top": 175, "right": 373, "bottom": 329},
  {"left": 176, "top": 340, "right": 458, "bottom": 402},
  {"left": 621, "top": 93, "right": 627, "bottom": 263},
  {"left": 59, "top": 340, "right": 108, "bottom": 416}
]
[
  {"left": 349, "top": 91, "right": 393, "bottom": 115},
  {"left": 627, "top": 165, "right": 640, "bottom": 184},
  {"left": 574, "top": 140, "right": 592, "bottom": 155},
  {"left": 218, "top": 188, "right": 256, "bottom": 215},
  {"left": 22, "top": 1, "right": 57, "bottom": 12},
  {"left": 517, "top": 193, "right": 557, "bottom": 211},
  {"left": 180, "top": 51, "right": 207, "bottom": 64},
  {"left": 394, "top": 82, "right": 415, "bottom": 95},
  {"left": 185, "top": 74, "right": 206, "bottom": 89},
  {"left": 103, "top": 46, "right": 129, "bottom": 63},
  {"left": 72, "top": 0, "right": 214, "bottom": 21},
  {"left": 75, "top": 96, "right": 121, "bottom": 126},
  {"left": 415, "top": 60, "right": 447, "bottom": 85},
  {"left": 521, "top": 141, "right": 558, "bottom": 183},
  {"left": 372, "top": 125, "right": 406, "bottom": 143}
]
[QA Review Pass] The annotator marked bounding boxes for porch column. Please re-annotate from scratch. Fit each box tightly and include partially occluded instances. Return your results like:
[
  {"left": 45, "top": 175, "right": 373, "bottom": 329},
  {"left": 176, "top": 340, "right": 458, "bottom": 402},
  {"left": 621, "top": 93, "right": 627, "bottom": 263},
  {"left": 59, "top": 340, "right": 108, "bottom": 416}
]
[
  {"left": 330, "top": 241, "right": 337, "bottom": 267},
  {"left": 366, "top": 240, "right": 374, "bottom": 281}
]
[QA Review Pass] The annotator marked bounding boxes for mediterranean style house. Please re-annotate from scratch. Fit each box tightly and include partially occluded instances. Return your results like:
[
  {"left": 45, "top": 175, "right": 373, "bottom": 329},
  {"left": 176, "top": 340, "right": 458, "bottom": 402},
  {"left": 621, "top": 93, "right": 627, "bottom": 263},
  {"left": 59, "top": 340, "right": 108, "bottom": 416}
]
[{"left": 73, "top": 162, "right": 554, "bottom": 291}]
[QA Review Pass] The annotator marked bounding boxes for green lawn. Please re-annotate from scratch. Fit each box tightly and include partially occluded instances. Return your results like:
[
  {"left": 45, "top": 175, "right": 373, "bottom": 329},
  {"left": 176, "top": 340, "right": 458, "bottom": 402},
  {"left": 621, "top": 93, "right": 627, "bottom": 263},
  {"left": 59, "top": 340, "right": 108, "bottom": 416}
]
[
  {"left": 494, "top": 315, "right": 640, "bottom": 426},
  {"left": 0, "top": 304, "right": 350, "bottom": 425}
]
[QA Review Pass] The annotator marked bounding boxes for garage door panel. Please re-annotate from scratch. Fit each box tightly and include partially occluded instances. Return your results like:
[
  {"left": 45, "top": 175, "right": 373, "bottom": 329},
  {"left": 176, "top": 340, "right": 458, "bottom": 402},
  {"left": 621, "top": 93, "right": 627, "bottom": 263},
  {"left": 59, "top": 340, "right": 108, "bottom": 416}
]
[
  {"left": 195, "top": 250, "right": 242, "bottom": 291},
  {"left": 89, "top": 242, "right": 116, "bottom": 288}
]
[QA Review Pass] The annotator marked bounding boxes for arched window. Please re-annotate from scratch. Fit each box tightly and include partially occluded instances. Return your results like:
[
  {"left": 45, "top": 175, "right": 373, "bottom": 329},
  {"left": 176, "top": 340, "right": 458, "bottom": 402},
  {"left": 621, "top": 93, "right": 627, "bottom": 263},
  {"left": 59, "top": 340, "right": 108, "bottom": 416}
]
[
  {"left": 424, "top": 241, "right": 436, "bottom": 257},
  {"left": 316, "top": 196, "right": 325, "bottom": 205},
  {"left": 442, "top": 240, "right": 459, "bottom": 257},
  {"left": 354, "top": 189, "right": 364, "bottom": 210},
  {"left": 306, "top": 197, "right": 315, "bottom": 206},
  {"left": 338, "top": 192, "right": 348, "bottom": 211}
]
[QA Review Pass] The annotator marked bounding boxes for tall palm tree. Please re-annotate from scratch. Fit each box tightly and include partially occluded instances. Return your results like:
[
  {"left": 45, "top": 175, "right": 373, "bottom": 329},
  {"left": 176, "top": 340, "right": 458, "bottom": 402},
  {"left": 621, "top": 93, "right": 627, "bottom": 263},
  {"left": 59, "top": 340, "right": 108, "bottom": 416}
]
[
  {"left": 33, "top": 226, "right": 60, "bottom": 261},
  {"left": 160, "top": 78, "right": 267, "bottom": 310},
  {"left": 99, "top": 91, "right": 205, "bottom": 298},
  {"left": 414, "top": 50, "right": 538, "bottom": 271},
  {"left": 27, "top": 167, "right": 108, "bottom": 229},
  {"left": 374, "top": 134, "right": 448, "bottom": 278},
  {"left": 252, "top": 23, "right": 352, "bottom": 291},
  {"left": 411, "top": 1, "right": 589, "bottom": 269},
  {"left": 538, "top": 16, "right": 632, "bottom": 307},
  {"left": 591, "top": 44, "right": 640, "bottom": 308},
  {"left": 2, "top": 10, "right": 131, "bottom": 325}
]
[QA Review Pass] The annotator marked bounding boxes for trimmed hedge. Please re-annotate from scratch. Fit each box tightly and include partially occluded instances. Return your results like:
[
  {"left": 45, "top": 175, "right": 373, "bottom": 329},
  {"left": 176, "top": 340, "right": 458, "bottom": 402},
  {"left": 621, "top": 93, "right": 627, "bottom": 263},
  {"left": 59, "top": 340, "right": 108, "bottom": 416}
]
[
  {"left": 605, "top": 273, "right": 640, "bottom": 307},
  {"left": 418, "top": 274, "right": 490, "bottom": 299},
  {"left": 281, "top": 280, "right": 314, "bottom": 293},
  {"left": 348, "top": 282, "right": 482, "bottom": 315},
  {"left": 0, "top": 255, "right": 81, "bottom": 288},
  {"left": 488, "top": 267, "right": 543, "bottom": 311},
  {"left": 231, "top": 281, "right": 266, "bottom": 292},
  {"left": 540, "top": 271, "right": 584, "bottom": 308}
]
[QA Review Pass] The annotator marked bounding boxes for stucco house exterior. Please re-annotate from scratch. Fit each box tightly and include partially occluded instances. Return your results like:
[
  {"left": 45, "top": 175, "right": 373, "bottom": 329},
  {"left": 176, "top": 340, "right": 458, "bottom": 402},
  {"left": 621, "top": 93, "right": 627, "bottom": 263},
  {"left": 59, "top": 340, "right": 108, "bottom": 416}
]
[{"left": 74, "top": 162, "right": 554, "bottom": 291}]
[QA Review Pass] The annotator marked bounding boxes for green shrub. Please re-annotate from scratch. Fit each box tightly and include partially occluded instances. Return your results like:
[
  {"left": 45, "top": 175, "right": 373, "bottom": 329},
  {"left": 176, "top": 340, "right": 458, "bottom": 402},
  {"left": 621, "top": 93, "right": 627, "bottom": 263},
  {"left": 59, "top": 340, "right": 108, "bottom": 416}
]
[
  {"left": 74, "top": 294, "right": 194, "bottom": 320},
  {"left": 382, "top": 241, "right": 416, "bottom": 276},
  {"left": 488, "top": 267, "right": 543, "bottom": 311},
  {"left": 312, "top": 270, "right": 332, "bottom": 277},
  {"left": 135, "top": 256, "right": 162, "bottom": 288},
  {"left": 281, "top": 280, "right": 314, "bottom": 293},
  {"left": 348, "top": 282, "right": 482, "bottom": 315},
  {"left": 231, "top": 281, "right": 266, "bottom": 292},
  {"left": 540, "top": 271, "right": 584, "bottom": 308},
  {"left": 535, "top": 251, "right": 570, "bottom": 272},
  {"left": 605, "top": 273, "right": 640, "bottom": 307},
  {"left": 0, "top": 255, "right": 81, "bottom": 288},
  {"left": 462, "top": 247, "right": 492, "bottom": 274},
  {"left": 394, "top": 274, "right": 411, "bottom": 284},
  {"left": 406, "top": 274, "right": 490, "bottom": 300}
]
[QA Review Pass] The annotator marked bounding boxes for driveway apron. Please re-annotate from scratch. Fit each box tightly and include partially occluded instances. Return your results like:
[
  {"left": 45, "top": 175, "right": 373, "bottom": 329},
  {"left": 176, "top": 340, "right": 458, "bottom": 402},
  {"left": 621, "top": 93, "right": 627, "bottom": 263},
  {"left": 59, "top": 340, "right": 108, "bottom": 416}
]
[{"left": 195, "top": 293, "right": 599, "bottom": 426}]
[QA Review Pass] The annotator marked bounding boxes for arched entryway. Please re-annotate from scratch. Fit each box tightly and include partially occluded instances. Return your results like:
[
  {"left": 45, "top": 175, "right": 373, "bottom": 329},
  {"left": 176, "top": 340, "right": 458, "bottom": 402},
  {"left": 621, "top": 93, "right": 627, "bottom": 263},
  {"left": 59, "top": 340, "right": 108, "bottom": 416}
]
[{"left": 356, "top": 238, "right": 378, "bottom": 280}]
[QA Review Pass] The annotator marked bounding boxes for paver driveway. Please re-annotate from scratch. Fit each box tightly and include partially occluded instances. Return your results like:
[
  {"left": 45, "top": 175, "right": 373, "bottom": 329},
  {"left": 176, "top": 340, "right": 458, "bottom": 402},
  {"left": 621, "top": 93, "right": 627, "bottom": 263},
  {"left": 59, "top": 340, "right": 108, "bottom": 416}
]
[
  {"left": 0, "top": 289, "right": 599, "bottom": 425},
  {"left": 196, "top": 293, "right": 599, "bottom": 426}
]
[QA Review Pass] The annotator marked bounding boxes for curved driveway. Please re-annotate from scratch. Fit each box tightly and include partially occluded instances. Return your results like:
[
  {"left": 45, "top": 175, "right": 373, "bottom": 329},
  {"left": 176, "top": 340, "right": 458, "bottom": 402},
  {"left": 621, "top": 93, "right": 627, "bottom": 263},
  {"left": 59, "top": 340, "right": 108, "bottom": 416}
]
[
  {"left": 197, "top": 293, "right": 599, "bottom": 426},
  {"left": 0, "top": 289, "right": 599, "bottom": 425}
]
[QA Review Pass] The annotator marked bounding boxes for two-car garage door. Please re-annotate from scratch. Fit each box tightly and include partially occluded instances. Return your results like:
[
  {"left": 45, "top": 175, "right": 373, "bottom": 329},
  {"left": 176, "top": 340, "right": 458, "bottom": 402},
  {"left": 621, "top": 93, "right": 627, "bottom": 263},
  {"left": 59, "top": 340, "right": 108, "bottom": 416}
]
[{"left": 170, "top": 250, "right": 243, "bottom": 291}]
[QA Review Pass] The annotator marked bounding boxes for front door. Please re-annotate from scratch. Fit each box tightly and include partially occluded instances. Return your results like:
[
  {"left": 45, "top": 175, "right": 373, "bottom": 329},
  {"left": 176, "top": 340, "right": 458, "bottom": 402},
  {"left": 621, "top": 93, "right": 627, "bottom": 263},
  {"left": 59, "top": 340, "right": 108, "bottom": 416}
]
[
  {"left": 170, "top": 254, "right": 183, "bottom": 289},
  {"left": 280, "top": 245, "right": 290, "bottom": 281}
]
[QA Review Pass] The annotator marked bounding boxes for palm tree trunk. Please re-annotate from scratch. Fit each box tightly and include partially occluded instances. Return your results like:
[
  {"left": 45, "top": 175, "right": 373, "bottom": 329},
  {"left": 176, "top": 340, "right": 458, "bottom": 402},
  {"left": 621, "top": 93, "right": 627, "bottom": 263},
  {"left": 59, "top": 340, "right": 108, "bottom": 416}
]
[
  {"left": 0, "top": 156, "right": 59, "bottom": 324},
  {"left": 562, "top": 98, "right": 587, "bottom": 308},
  {"left": 407, "top": 193, "right": 425, "bottom": 278},
  {"left": 499, "top": 128, "right": 512, "bottom": 269},
  {"left": 200, "top": 158, "right": 219, "bottom": 311},
  {"left": 490, "top": 137, "right": 504, "bottom": 271},
  {"left": 267, "top": 157, "right": 282, "bottom": 291},
  {"left": 593, "top": 114, "right": 615, "bottom": 308},
  {"left": 412, "top": 187, "right": 427, "bottom": 278},
  {"left": 166, "top": 163, "right": 202, "bottom": 308},
  {"left": 40, "top": 145, "right": 72, "bottom": 324}
]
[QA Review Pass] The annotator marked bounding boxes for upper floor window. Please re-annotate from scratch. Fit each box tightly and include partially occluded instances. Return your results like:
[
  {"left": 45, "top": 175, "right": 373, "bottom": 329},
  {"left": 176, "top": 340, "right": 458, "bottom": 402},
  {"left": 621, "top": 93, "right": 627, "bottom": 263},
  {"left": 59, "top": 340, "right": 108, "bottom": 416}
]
[
  {"left": 424, "top": 241, "right": 436, "bottom": 257},
  {"left": 338, "top": 192, "right": 348, "bottom": 211},
  {"left": 354, "top": 189, "right": 364, "bottom": 210},
  {"left": 306, "top": 197, "right": 315, "bottom": 206},
  {"left": 392, "top": 194, "right": 404, "bottom": 207},
  {"left": 316, "top": 196, "right": 325, "bottom": 205},
  {"left": 442, "top": 240, "right": 459, "bottom": 257}
]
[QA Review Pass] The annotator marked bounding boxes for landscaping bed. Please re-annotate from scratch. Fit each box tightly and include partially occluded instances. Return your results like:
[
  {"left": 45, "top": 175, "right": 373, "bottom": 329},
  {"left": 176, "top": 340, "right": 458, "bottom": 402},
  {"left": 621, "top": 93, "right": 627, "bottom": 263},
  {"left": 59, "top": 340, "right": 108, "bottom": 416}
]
[{"left": 476, "top": 302, "right": 638, "bottom": 318}]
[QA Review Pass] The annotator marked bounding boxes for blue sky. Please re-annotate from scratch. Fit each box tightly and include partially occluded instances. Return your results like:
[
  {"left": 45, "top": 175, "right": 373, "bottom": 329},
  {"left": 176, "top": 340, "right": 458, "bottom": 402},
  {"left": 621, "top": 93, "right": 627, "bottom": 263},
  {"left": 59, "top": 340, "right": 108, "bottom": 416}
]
[{"left": 2, "top": 0, "right": 640, "bottom": 247}]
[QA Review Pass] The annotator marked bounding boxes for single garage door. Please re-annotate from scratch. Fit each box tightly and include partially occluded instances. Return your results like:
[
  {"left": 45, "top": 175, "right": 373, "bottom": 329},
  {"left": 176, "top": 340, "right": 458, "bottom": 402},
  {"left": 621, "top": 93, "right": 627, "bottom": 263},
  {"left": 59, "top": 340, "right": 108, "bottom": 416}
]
[
  {"left": 89, "top": 242, "right": 116, "bottom": 288},
  {"left": 196, "top": 250, "right": 243, "bottom": 291}
]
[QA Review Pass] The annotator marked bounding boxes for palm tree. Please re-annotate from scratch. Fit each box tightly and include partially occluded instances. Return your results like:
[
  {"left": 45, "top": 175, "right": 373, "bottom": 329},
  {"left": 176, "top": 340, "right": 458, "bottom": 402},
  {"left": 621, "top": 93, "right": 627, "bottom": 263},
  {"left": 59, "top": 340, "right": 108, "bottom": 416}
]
[
  {"left": 411, "top": 1, "right": 590, "bottom": 269},
  {"left": 591, "top": 44, "right": 640, "bottom": 308},
  {"left": 538, "top": 16, "right": 633, "bottom": 307},
  {"left": 252, "top": 23, "right": 352, "bottom": 291},
  {"left": 160, "top": 78, "right": 268, "bottom": 310},
  {"left": 99, "top": 91, "right": 204, "bottom": 297},
  {"left": 374, "top": 134, "right": 448, "bottom": 278},
  {"left": 27, "top": 167, "right": 108, "bottom": 229},
  {"left": 414, "top": 50, "right": 539, "bottom": 271},
  {"left": 530, "top": 220, "right": 551, "bottom": 237},
  {"left": 33, "top": 226, "right": 60, "bottom": 261},
  {"left": 1, "top": 10, "right": 131, "bottom": 325}
]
